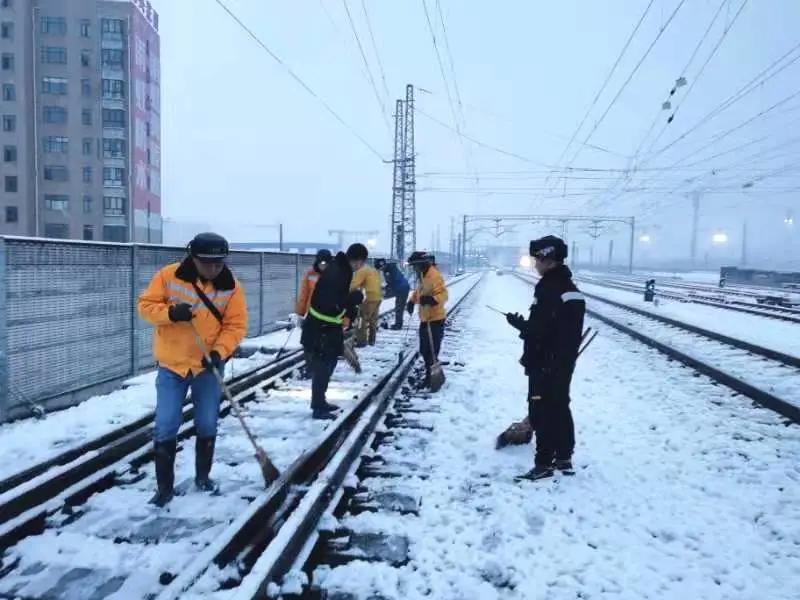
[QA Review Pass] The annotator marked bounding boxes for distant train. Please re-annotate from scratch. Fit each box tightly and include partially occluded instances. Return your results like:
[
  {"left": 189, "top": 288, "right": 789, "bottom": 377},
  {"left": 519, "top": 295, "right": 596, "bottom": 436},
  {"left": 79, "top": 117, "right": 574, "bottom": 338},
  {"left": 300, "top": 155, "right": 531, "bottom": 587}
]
[{"left": 720, "top": 266, "right": 800, "bottom": 289}]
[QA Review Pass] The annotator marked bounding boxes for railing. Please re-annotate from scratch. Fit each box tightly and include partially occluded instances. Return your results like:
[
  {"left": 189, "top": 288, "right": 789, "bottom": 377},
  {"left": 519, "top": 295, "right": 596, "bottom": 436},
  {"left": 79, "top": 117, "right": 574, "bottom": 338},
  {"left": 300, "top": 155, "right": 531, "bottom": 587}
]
[{"left": 0, "top": 237, "right": 315, "bottom": 420}]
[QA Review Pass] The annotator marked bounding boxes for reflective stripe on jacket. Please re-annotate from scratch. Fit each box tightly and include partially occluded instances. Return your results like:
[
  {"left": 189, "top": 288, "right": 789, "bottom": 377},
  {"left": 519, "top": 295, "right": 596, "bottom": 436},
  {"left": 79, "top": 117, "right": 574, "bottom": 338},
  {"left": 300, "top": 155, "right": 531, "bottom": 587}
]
[
  {"left": 138, "top": 259, "right": 248, "bottom": 377},
  {"left": 296, "top": 268, "right": 320, "bottom": 315},
  {"left": 351, "top": 265, "right": 383, "bottom": 302},
  {"left": 410, "top": 266, "right": 448, "bottom": 322}
]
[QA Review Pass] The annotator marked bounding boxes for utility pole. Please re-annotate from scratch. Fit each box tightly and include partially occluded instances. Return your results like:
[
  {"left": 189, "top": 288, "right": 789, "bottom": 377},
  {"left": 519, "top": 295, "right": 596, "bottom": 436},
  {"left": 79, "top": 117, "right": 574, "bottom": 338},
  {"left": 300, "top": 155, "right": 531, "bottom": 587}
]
[
  {"left": 279, "top": 223, "right": 284, "bottom": 252},
  {"left": 461, "top": 215, "right": 467, "bottom": 269},
  {"left": 403, "top": 84, "right": 416, "bottom": 256},
  {"left": 691, "top": 191, "right": 701, "bottom": 267},
  {"left": 628, "top": 216, "right": 635, "bottom": 274},
  {"left": 571, "top": 240, "right": 577, "bottom": 266},
  {"left": 608, "top": 239, "right": 614, "bottom": 266},
  {"left": 590, "top": 245, "right": 594, "bottom": 266},
  {"left": 390, "top": 100, "right": 405, "bottom": 260}
]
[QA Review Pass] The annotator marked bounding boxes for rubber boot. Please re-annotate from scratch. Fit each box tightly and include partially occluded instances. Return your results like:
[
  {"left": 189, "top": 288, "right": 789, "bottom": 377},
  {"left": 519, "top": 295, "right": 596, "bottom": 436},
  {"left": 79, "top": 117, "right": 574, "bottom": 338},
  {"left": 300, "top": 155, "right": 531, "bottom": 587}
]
[
  {"left": 195, "top": 436, "right": 219, "bottom": 493},
  {"left": 149, "top": 439, "right": 177, "bottom": 507}
]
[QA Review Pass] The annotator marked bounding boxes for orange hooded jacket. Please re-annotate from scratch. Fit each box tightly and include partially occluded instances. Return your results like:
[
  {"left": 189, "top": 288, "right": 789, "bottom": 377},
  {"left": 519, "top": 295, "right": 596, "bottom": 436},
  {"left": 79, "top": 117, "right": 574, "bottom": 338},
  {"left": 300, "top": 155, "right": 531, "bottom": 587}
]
[{"left": 138, "top": 258, "right": 248, "bottom": 377}]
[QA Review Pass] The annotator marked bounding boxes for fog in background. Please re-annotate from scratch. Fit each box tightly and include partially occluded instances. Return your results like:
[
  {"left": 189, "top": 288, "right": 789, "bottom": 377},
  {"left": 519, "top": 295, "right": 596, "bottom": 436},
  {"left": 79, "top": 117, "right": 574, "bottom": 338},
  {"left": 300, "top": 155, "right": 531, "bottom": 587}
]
[{"left": 151, "top": 0, "right": 800, "bottom": 269}]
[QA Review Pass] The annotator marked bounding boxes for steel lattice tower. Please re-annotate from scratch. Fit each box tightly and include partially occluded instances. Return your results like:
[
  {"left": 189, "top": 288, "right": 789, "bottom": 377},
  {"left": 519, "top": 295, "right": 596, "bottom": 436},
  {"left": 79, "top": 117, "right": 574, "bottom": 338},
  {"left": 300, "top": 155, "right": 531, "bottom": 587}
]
[
  {"left": 390, "top": 99, "right": 405, "bottom": 261},
  {"left": 402, "top": 84, "right": 416, "bottom": 259}
]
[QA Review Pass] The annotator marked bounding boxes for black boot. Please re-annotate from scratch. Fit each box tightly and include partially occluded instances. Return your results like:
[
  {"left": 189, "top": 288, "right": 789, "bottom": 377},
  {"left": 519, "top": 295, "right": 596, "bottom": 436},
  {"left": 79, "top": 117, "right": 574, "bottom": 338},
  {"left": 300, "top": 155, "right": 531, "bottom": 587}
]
[
  {"left": 515, "top": 463, "right": 555, "bottom": 482},
  {"left": 554, "top": 457, "right": 575, "bottom": 475},
  {"left": 195, "top": 436, "right": 219, "bottom": 493},
  {"left": 149, "top": 440, "right": 177, "bottom": 507}
]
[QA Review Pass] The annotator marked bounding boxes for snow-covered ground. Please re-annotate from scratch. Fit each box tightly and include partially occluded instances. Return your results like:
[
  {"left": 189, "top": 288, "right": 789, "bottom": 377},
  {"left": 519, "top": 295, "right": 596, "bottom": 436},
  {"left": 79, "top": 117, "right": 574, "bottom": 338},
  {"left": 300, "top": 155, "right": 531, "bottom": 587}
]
[
  {"left": 320, "top": 272, "right": 800, "bottom": 600},
  {"left": 0, "top": 276, "right": 480, "bottom": 599},
  {"left": 575, "top": 279, "right": 800, "bottom": 358}
]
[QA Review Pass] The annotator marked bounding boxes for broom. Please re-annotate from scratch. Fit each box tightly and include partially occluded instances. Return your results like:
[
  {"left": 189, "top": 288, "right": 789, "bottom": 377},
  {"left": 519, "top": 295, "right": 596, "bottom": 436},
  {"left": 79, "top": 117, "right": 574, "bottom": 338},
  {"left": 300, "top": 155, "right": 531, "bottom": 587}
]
[{"left": 190, "top": 324, "right": 280, "bottom": 487}]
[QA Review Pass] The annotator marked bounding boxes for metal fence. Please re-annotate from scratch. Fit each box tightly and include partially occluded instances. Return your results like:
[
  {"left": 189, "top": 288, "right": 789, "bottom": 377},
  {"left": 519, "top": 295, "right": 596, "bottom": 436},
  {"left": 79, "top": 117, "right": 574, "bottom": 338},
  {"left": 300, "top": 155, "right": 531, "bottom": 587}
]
[{"left": 0, "top": 237, "right": 316, "bottom": 420}]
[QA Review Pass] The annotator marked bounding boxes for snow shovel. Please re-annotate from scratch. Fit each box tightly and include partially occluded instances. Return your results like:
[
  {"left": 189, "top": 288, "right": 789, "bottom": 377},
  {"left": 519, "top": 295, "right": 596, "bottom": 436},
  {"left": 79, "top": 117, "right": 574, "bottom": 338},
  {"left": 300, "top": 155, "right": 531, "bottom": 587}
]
[
  {"left": 425, "top": 321, "right": 445, "bottom": 392},
  {"left": 496, "top": 416, "right": 533, "bottom": 449},
  {"left": 342, "top": 338, "right": 362, "bottom": 373},
  {"left": 190, "top": 324, "right": 280, "bottom": 487}
]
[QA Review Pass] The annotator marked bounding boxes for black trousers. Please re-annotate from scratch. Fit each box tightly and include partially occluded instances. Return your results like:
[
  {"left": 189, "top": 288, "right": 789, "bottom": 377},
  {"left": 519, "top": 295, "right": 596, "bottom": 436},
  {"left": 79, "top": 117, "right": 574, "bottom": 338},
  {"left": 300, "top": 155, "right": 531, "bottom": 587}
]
[
  {"left": 309, "top": 352, "right": 338, "bottom": 409},
  {"left": 527, "top": 375, "right": 575, "bottom": 466},
  {"left": 419, "top": 320, "right": 445, "bottom": 368},
  {"left": 394, "top": 291, "right": 409, "bottom": 328}
]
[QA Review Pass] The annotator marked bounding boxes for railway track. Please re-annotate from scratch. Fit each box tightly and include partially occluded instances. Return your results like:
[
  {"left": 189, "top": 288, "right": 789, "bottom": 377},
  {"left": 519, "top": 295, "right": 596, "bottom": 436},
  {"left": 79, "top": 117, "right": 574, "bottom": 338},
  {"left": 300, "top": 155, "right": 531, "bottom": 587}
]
[
  {"left": 576, "top": 274, "right": 800, "bottom": 325},
  {"left": 515, "top": 273, "right": 800, "bottom": 424},
  {"left": 0, "top": 273, "right": 482, "bottom": 599}
]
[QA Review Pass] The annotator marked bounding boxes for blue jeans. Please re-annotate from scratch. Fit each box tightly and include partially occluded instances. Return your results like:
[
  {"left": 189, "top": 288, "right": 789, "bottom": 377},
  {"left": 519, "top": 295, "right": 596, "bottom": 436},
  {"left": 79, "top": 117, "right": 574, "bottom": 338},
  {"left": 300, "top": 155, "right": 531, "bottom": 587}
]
[{"left": 154, "top": 367, "right": 222, "bottom": 442}]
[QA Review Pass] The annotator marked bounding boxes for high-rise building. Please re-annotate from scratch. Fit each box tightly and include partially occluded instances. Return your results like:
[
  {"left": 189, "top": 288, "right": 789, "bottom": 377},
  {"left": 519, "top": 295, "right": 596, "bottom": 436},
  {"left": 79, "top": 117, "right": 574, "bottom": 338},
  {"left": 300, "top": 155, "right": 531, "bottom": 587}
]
[{"left": 0, "top": 0, "right": 161, "bottom": 243}]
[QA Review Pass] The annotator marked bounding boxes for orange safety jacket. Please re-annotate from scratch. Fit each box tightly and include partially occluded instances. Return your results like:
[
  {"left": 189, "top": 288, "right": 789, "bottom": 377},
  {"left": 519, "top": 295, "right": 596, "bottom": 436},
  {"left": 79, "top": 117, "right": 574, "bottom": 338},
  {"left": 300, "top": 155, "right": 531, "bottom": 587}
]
[
  {"left": 138, "top": 258, "right": 248, "bottom": 377},
  {"left": 296, "top": 268, "right": 320, "bottom": 316},
  {"left": 410, "top": 265, "right": 448, "bottom": 322}
]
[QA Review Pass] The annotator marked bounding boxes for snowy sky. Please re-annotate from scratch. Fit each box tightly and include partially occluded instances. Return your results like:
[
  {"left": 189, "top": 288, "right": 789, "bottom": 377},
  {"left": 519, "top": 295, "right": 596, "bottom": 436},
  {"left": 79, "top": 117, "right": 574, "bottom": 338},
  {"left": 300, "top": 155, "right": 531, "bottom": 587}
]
[{"left": 150, "top": 0, "right": 800, "bottom": 264}]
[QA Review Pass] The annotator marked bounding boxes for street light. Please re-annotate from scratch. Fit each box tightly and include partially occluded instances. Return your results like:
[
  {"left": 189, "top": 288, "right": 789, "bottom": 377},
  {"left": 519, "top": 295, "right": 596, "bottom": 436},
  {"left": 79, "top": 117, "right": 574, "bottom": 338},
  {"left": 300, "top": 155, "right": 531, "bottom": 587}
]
[
  {"left": 639, "top": 234, "right": 651, "bottom": 243},
  {"left": 785, "top": 212, "right": 794, "bottom": 226},
  {"left": 712, "top": 232, "right": 728, "bottom": 244},
  {"left": 366, "top": 238, "right": 377, "bottom": 248},
  {"left": 519, "top": 255, "right": 532, "bottom": 268}
]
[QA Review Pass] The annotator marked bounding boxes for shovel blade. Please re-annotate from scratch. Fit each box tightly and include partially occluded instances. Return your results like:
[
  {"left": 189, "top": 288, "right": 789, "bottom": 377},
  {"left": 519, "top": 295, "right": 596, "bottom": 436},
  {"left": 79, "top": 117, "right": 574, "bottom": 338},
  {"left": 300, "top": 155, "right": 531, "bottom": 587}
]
[{"left": 429, "top": 363, "right": 445, "bottom": 392}]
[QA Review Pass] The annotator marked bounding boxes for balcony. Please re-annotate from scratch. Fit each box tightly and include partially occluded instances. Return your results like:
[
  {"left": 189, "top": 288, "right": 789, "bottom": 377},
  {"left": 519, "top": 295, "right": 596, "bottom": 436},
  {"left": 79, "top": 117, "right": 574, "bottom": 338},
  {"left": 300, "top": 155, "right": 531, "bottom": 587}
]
[
  {"left": 102, "top": 126, "right": 127, "bottom": 140},
  {"left": 101, "top": 96, "right": 126, "bottom": 111}
]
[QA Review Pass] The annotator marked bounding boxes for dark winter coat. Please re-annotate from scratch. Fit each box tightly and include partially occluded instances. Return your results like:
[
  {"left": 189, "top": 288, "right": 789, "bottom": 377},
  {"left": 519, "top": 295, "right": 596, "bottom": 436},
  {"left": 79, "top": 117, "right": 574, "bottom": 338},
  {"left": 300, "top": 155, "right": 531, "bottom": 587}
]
[
  {"left": 301, "top": 252, "right": 362, "bottom": 357},
  {"left": 519, "top": 265, "right": 585, "bottom": 387},
  {"left": 382, "top": 263, "right": 410, "bottom": 297}
]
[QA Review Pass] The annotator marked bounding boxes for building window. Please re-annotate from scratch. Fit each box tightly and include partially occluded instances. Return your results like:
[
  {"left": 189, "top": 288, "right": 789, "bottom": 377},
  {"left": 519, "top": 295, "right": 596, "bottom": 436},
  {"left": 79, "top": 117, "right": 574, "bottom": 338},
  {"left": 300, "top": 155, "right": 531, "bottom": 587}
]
[
  {"left": 83, "top": 224, "right": 94, "bottom": 240},
  {"left": 103, "top": 168, "right": 125, "bottom": 187},
  {"left": 103, "top": 138, "right": 125, "bottom": 158},
  {"left": 45, "top": 194, "right": 69, "bottom": 210},
  {"left": 102, "top": 108, "right": 125, "bottom": 128},
  {"left": 103, "top": 195, "right": 126, "bottom": 215},
  {"left": 2, "top": 114, "right": 15, "bottom": 131},
  {"left": 80, "top": 79, "right": 91, "bottom": 97},
  {"left": 43, "top": 166, "right": 69, "bottom": 182},
  {"left": 44, "top": 223, "right": 69, "bottom": 239},
  {"left": 83, "top": 195, "right": 92, "bottom": 214},
  {"left": 146, "top": 121, "right": 151, "bottom": 137},
  {"left": 5, "top": 206, "right": 17, "bottom": 223},
  {"left": 43, "top": 136, "right": 69, "bottom": 153},
  {"left": 80, "top": 19, "right": 90, "bottom": 38},
  {"left": 101, "top": 18, "right": 124, "bottom": 36},
  {"left": 146, "top": 148, "right": 151, "bottom": 165},
  {"left": 1, "top": 53, "right": 13, "bottom": 71},
  {"left": 82, "top": 166, "right": 92, "bottom": 183},
  {"left": 3, "top": 145, "right": 16, "bottom": 162},
  {"left": 4, "top": 175, "right": 17, "bottom": 192},
  {"left": 101, "top": 48, "right": 124, "bottom": 69},
  {"left": 1, "top": 0, "right": 12, "bottom": 9},
  {"left": 2, "top": 83, "right": 14, "bottom": 101},
  {"left": 42, "top": 76, "right": 68, "bottom": 95},
  {"left": 101, "top": 79, "right": 125, "bottom": 99},
  {"left": 81, "top": 50, "right": 90, "bottom": 67},
  {"left": 82, "top": 138, "right": 92, "bottom": 155},
  {"left": 103, "top": 225, "right": 127, "bottom": 243},
  {"left": 43, "top": 106, "right": 67, "bottom": 124},
  {"left": 41, "top": 16, "right": 67, "bottom": 35},
  {"left": 82, "top": 108, "right": 92, "bottom": 125},
  {"left": 1, "top": 22, "right": 13, "bottom": 40},
  {"left": 40, "top": 46, "right": 67, "bottom": 64}
]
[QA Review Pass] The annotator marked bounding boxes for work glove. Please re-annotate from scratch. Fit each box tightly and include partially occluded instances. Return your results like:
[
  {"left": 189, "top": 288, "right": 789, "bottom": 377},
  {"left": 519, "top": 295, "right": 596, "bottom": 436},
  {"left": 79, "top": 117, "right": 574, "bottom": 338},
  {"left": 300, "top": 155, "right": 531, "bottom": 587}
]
[
  {"left": 168, "top": 302, "right": 193, "bottom": 323},
  {"left": 406, "top": 301, "right": 415, "bottom": 316},
  {"left": 202, "top": 350, "right": 223, "bottom": 373},
  {"left": 506, "top": 312, "right": 526, "bottom": 331},
  {"left": 419, "top": 295, "right": 437, "bottom": 306}
]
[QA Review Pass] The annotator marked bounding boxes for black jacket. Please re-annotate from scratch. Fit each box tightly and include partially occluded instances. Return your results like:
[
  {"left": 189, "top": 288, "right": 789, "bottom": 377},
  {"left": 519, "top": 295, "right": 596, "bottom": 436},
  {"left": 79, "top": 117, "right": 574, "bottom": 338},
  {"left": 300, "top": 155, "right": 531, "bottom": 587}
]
[
  {"left": 301, "top": 252, "right": 362, "bottom": 356},
  {"left": 519, "top": 265, "right": 585, "bottom": 382}
]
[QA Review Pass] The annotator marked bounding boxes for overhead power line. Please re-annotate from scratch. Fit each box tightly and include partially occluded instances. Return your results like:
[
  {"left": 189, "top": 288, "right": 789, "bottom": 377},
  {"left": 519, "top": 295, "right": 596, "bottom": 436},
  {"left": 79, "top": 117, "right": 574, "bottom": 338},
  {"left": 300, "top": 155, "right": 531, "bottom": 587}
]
[
  {"left": 212, "top": 0, "right": 386, "bottom": 161},
  {"left": 341, "top": 0, "right": 391, "bottom": 133},
  {"left": 545, "top": 0, "right": 656, "bottom": 191},
  {"left": 360, "top": 0, "right": 391, "bottom": 103}
]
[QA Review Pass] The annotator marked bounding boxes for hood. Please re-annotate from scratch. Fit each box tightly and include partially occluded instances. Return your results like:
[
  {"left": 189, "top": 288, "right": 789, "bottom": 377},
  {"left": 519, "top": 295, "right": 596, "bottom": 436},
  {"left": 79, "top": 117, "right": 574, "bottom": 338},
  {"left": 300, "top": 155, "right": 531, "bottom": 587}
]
[{"left": 175, "top": 256, "right": 236, "bottom": 290}]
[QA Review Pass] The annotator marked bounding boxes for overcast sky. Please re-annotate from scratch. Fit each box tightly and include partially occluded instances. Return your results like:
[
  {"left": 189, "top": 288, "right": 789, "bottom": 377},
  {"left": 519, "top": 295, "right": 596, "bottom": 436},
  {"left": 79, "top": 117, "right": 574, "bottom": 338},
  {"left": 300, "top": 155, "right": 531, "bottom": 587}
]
[{"left": 150, "top": 0, "right": 800, "bottom": 267}]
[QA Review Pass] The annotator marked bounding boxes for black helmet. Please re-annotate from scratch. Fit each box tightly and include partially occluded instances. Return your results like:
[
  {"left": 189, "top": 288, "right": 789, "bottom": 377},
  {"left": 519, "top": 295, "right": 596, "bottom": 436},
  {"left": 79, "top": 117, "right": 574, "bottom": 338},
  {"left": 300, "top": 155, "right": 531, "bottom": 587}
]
[
  {"left": 407, "top": 250, "right": 434, "bottom": 266},
  {"left": 529, "top": 235, "right": 567, "bottom": 261},
  {"left": 346, "top": 243, "right": 369, "bottom": 261},
  {"left": 314, "top": 249, "right": 332, "bottom": 266},
  {"left": 189, "top": 232, "right": 229, "bottom": 262},
  {"left": 374, "top": 258, "right": 387, "bottom": 270}
]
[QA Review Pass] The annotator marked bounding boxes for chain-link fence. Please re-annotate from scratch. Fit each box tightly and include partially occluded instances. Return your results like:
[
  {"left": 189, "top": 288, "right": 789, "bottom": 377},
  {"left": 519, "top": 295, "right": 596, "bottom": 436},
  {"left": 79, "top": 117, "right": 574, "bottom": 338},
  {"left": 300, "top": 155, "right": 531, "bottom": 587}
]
[{"left": 0, "top": 237, "right": 315, "bottom": 420}]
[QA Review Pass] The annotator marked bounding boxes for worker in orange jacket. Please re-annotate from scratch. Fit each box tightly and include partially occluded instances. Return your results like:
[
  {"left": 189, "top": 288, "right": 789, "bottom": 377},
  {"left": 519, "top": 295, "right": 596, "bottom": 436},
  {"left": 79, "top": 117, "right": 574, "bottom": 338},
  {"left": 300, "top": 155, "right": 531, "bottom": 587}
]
[
  {"left": 138, "top": 232, "right": 248, "bottom": 507},
  {"left": 407, "top": 251, "right": 449, "bottom": 388},
  {"left": 295, "top": 250, "right": 332, "bottom": 318},
  {"left": 349, "top": 245, "right": 383, "bottom": 347}
]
